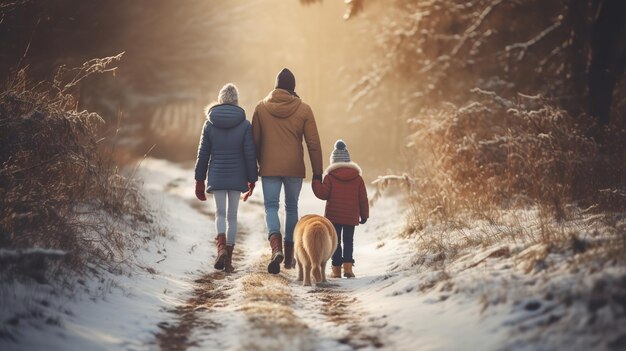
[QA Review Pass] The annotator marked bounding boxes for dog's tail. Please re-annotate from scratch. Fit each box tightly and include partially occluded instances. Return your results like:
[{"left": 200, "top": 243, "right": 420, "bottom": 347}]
[{"left": 304, "top": 221, "right": 329, "bottom": 283}]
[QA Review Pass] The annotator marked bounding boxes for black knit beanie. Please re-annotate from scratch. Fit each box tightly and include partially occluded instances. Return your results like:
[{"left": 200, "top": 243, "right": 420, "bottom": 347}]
[{"left": 275, "top": 68, "right": 296, "bottom": 93}]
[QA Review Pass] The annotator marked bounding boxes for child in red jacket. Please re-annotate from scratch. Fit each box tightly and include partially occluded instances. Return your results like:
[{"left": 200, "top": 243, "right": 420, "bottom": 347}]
[{"left": 312, "top": 140, "right": 369, "bottom": 278}]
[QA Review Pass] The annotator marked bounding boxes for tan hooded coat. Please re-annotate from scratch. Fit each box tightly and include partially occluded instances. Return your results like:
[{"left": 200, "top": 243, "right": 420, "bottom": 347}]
[{"left": 251, "top": 89, "right": 323, "bottom": 178}]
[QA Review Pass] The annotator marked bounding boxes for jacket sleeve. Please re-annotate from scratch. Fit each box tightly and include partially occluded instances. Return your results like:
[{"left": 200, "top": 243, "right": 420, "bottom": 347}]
[
  {"left": 251, "top": 107, "right": 262, "bottom": 161},
  {"left": 358, "top": 176, "right": 369, "bottom": 220},
  {"left": 303, "top": 106, "right": 323, "bottom": 176},
  {"left": 312, "top": 175, "right": 332, "bottom": 200},
  {"left": 194, "top": 121, "right": 211, "bottom": 181},
  {"left": 243, "top": 122, "right": 259, "bottom": 183}
]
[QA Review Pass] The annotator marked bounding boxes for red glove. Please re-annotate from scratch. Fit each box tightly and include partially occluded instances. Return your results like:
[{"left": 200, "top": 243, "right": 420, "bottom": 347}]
[
  {"left": 242, "top": 182, "right": 255, "bottom": 202},
  {"left": 195, "top": 180, "right": 207, "bottom": 201}
]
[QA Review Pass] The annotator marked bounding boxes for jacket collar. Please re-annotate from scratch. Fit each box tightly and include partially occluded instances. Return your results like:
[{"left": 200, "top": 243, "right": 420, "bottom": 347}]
[{"left": 325, "top": 161, "right": 362, "bottom": 176}]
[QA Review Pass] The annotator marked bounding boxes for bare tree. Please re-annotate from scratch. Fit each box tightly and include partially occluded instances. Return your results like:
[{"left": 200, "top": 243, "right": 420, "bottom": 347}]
[{"left": 325, "top": 0, "right": 625, "bottom": 131}]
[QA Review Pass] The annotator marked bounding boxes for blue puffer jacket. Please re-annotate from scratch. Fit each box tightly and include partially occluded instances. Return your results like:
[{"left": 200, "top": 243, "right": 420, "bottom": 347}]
[{"left": 194, "top": 104, "right": 258, "bottom": 192}]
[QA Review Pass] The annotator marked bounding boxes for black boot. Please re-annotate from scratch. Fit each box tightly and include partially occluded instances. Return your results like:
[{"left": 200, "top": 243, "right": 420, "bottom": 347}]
[{"left": 283, "top": 241, "right": 295, "bottom": 269}]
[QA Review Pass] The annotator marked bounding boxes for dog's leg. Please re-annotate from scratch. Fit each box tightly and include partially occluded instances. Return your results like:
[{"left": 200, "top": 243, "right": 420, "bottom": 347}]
[
  {"left": 296, "top": 259, "right": 303, "bottom": 281},
  {"left": 304, "top": 264, "right": 312, "bottom": 286},
  {"left": 321, "top": 260, "right": 328, "bottom": 283},
  {"left": 312, "top": 265, "right": 322, "bottom": 285}
]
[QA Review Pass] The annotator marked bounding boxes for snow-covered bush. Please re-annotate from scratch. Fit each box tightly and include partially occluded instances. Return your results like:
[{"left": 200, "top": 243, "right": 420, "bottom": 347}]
[
  {"left": 0, "top": 57, "right": 154, "bottom": 281},
  {"left": 402, "top": 90, "right": 624, "bottom": 229}
]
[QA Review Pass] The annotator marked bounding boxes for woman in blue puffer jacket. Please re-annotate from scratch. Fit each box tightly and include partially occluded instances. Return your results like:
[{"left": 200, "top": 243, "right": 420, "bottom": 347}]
[{"left": 194, "top": 83, "right": 258, "bottom": 273}]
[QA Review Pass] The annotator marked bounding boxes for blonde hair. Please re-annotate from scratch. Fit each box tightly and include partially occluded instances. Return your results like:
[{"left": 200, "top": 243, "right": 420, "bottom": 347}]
[{"left": 217, "top": 83, "right": 239, "bottom": 105}]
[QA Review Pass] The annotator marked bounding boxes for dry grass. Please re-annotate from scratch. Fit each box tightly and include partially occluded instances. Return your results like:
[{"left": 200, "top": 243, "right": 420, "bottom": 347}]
[
  {"left": 238, "top": 254, "right": 312, "bottom": 350},
  {"left": 240, "top": 255, "right": 299, "bottom": 327},
  {"left": 410, "top": 91, "right": 623, "bottom": 216},
  {"left": 0, "top": 57, "right": 156, "bottom": 281},
  {"left": 374, "top": 91, "right": 625, "bottom": 260}
]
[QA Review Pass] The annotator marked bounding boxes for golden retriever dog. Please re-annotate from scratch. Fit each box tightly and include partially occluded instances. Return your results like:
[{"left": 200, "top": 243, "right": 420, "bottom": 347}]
[{"left": 294, "top": 214, "right": 338, "bottom": 286}]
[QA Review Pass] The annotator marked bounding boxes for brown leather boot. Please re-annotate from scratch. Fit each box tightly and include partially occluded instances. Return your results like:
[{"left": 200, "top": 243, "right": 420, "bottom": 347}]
[
  {"left": 331, "top": 265, "right": 342, "bottom": 278},
  {"left": 343, "top": 262, "right": 355, "bottom": 278},
  {"left": 214, "top": 234, "right": 227, "bottom": 270},
  {"left": 267, "top": 233, "right": 284, "bottom": 274},
  {"left": 224, "top": 245, "right": 235, "bottom": 273},
  {"left": 283, "top": 241, "right": 295, "bottom": 269}
]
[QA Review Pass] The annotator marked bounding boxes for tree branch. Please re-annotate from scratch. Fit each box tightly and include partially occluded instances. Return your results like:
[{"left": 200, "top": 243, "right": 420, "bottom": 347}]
[
  {"left": 450, "top": 0, "right": 505, "bottom": 56},
  {"left": 505, "top": 20, "right": 562, "bottom": 60}
]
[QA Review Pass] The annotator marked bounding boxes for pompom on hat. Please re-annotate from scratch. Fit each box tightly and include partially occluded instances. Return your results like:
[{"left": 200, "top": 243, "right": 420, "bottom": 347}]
[{"left": 331, "top": 139, "right": 351, "bottom": 164}]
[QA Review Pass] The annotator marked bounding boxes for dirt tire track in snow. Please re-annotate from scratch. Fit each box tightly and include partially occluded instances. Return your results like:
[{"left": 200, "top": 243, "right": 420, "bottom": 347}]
[
  {"left": 310, "top": 287, "right": 385, "bottom": 349},
  {"left": 154, "top": 248, "right": 247, "bottom": 351},
  {"left": 154, "top": 270, "right": 227, "bottom": 351},
  {"left": 154, "top": 199, "right": 246, "bottom": 351}
]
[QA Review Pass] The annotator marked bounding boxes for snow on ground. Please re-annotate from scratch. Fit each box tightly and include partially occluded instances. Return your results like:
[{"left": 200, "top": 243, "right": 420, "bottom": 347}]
[
  {"left": 1, "top": 158, "right": 218, "bottom": 351},
  {"left": 2, "top": 158, "right": 624, "bottom": 351}
]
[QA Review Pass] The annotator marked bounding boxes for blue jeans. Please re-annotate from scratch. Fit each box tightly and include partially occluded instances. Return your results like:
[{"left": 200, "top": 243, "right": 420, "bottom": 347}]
[
  {"left": 212, "top": 190, "right": 240, "bottom": 245},
  {"left": 261, "top": 176, "right": 303, "bottom": 243},
  {"left": 332, "top": 223, "right": 355, "bottom": 266}
]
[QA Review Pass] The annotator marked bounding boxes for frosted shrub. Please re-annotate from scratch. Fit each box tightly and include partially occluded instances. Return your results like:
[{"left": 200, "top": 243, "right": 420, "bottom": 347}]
[
  {"left": 404, "top": 90, "right": 623, "bottom": 226},
  {"left": 0, "top": 59, "right": 154, "bottom": 281}
]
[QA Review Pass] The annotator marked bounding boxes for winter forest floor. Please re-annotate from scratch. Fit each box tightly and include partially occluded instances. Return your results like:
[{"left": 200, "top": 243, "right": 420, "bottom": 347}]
[{"left": 1, "top": 158, "right": 625, "bottom": 351}]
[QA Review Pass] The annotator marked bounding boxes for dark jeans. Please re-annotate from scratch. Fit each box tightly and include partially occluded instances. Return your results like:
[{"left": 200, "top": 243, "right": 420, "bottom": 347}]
[{"left": 332, "top": 223, "right": 355, "bottom": 267}]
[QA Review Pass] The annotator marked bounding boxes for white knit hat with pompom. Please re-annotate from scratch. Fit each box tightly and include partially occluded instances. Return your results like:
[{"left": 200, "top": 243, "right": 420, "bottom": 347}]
[
  {"left": 331, "top": 139, "right": 351, "bottom": 163},
  {"left": 217, "top": 83, "right": 239, "bottom": 105}
]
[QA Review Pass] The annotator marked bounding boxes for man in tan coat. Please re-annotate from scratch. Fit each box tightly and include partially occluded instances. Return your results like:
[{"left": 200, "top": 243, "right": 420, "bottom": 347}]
[{"left": 252, "top": 68, "right": 323, "bottom": 274}]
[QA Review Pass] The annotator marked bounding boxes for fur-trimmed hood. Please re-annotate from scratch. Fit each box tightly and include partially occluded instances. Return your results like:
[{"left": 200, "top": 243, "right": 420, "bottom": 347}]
[{"left": 325, "top": 161, "right": 362, "bottom": 181}]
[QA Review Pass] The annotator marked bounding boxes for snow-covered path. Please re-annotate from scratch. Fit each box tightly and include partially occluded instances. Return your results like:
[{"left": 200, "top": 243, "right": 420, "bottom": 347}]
[
  {"left": 150, "top": 159, "right": 390, "bottom": 350},
  {"left": 3, "top": 158, "right": 624, "bottom": 351},
  {"left": 134, "top": 159, "right": 507, "bottom": 351},
  {"left": 3, "top": 158, "right": 511, "bottom": 351}
]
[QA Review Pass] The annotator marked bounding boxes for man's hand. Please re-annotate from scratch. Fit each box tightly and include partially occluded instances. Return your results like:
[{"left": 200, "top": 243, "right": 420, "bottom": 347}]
[
  {"left": 313, "top": 174, "right": 322, "bottom": 182},
  {"left": 359, "top": 218, "right": 367, "bottom": 225},
  {"left": 195, "top": 180, "right": 207, "bottom": 201},
  {"left": 242, "top": 182, "right": 256, "bottom": 202}
]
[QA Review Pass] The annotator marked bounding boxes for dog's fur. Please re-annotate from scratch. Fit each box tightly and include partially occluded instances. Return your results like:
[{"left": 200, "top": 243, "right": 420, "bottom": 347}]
[{"left": 294, "top": 215, "right": 338, "bottom": 286}]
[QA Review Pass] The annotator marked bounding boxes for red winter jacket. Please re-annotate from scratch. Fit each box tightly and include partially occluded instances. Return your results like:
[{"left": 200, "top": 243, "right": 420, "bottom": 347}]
[{"left": 312, "top": 162, "right": 369, "bottom": 226}]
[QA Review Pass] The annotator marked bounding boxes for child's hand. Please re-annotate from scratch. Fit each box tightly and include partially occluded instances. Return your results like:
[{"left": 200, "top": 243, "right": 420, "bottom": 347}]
[{"left": 359, "top": 218, "right": 367, "bottom": 224}]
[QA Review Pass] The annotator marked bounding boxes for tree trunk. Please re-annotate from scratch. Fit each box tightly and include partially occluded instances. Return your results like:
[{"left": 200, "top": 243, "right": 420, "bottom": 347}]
[
  {"left": 565, "top": 0, "right": 592, "bottom": 117},
  {"left": 588, "top": 0, "right": 626, "bottom": 126}
]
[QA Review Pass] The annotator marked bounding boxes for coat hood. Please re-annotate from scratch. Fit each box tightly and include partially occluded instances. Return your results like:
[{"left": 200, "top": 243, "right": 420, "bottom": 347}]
[
  {"left": 326, "top": 162, "right": 362, "bottom": 181},
  {"left": 262, "top": 89, "right": 302, "bottom": 119},
  {"left": 208, "top": 104, "right": 246, "bottom": 129}
]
